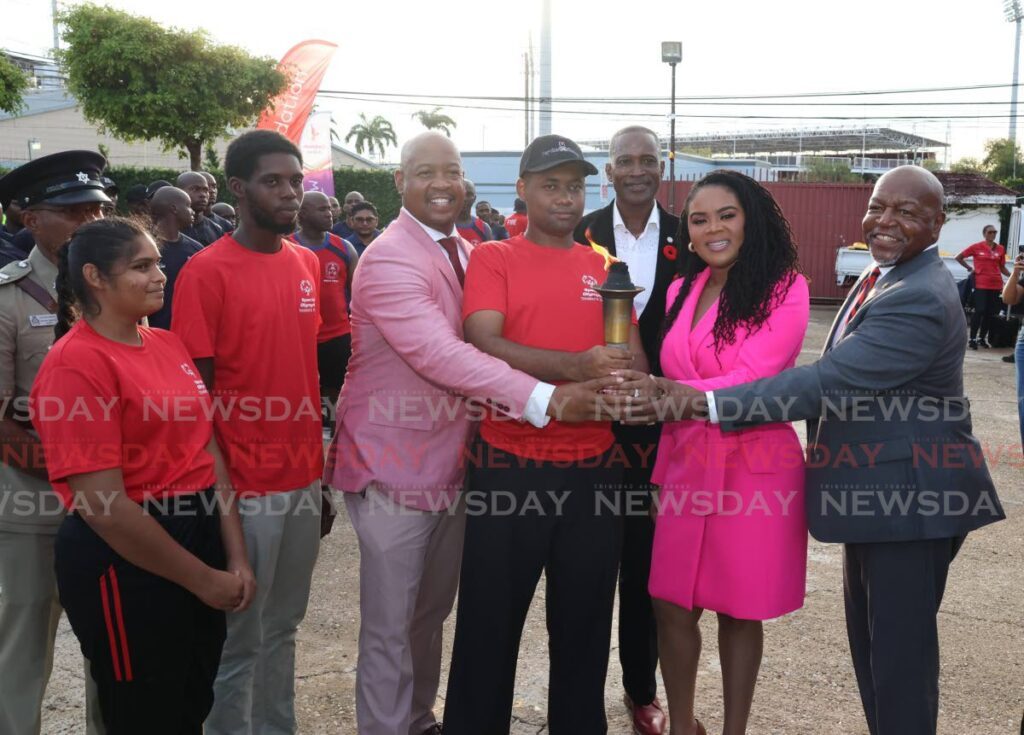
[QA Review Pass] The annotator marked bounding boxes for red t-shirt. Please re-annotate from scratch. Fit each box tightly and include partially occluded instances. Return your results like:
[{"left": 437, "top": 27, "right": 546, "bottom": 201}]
[
  {"left": 295, "top": 232, "right": 351, "bottom": 343},
  {"left": 463, "top": 236, "right": 620, "bottom": 462},
  {"left": 958, "top": 241, "right": 1006, "bottom": 290},
  {"left": 31, "top": 321, "right": 216, "bottom": 508},
  {"left": 456, "top": 217, "right": 491, "bottom": 246},
  {"left": 504, "top": 213, "right": 528, "bottom": 238},
  {"left": 171, "top": 235, "right": 324, "bottom": 495}
]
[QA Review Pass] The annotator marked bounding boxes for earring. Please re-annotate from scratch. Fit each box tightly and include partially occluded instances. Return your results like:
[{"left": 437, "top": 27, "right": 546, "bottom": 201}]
[{"left": 688, "top": 242, "right": 695, "bottom": 252}]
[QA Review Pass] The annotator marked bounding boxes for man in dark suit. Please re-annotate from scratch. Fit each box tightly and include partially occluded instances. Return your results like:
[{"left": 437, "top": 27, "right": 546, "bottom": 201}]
[
  {"left": 623, "top": 165, "right": 1004, "bottom": 735},
  {"left": 574, "top": 125, "right": 679, "bottom": 735}
]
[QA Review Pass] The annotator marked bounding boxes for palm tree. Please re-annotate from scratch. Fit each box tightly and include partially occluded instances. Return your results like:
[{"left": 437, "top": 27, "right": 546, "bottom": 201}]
[
  {"left": 412, "top": 107, "right": 457, "bottom": 137},
  {"left": 345, "top": 113, "right": 398, "bottom": 160}
]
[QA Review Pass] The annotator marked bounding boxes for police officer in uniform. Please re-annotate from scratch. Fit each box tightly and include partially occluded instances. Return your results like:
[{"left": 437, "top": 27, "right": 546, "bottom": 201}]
[{"left": 0, "top": 150, "right": 108, "bottom": 735}]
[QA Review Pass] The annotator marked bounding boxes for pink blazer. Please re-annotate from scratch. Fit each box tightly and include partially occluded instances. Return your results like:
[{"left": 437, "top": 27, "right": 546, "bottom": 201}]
[
  {"left": 651, "top": 270, "right": 810, "bottom": 497},
  {"left": 324, "top": 210, "right": 538, "bottom": 511}
]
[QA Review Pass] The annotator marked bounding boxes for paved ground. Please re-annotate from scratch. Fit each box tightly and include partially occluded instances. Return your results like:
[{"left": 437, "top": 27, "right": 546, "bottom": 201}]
[{"left": 42, "top": 306, "right": 1023, "bottom": 734}]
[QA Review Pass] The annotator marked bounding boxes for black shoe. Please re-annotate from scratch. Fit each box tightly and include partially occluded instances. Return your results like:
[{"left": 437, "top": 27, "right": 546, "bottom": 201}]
[
  {"left": 1004, "top": 354, "right": 1017, "bottom": 363},
  {"left": 979, "top": 339, "right": 992, "bottom": 348},
  {"left": 421, "top": 724, "right": 443, "bottom": 735},
  {"left": 969, "top": 340, "right": 978, "bottom": 350}
]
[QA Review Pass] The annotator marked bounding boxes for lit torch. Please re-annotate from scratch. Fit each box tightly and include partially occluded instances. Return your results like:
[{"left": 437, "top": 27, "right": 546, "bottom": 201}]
[{"left": 586, "top": 228, "right": 644, "bottom": 350}]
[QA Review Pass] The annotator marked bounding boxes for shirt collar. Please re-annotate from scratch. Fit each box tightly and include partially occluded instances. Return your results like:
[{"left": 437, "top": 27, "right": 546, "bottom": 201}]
[
  {"left": 874, "top": 243, "right": 938, "bottom": 278},
  {"left": 612, "top": 201, "right": 660, "bottom": 235},
  {"left": 403, "top": 207, "right": 457, "bottom": 241},
  {"left": 28, "top": 245, "right": 58, "bottom": 287}
]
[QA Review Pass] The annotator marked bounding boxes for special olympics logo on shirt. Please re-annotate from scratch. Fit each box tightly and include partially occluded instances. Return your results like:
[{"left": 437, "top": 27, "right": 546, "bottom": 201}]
[
  {"left": 180, "top": 362, "right": 197, "bottom": 378},
  {"left": 299, "top": 279, "right": 314, "bottom": 296},
  {"left": 325, "top": 262, "right": 340, "bottom": 282},
  {"left": 581, "top": 274, "right": 601, "bottom": 302}
]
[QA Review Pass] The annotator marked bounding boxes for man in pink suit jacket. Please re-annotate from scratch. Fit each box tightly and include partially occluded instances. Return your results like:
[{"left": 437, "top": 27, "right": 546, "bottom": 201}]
[{"left": 323, "top": 132, "right": 610, "bottom": 735}]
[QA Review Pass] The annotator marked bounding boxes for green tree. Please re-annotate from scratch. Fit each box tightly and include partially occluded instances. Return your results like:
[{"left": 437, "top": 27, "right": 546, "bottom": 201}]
[
  {"left": 412, "top": 107, "right": 457, "bottom": 137},
  {"left": 0, "top": 54, "right": 28, "bottom": 115},
  {"left": 951, "top": 157, "right": 983, "bottom": 174},
  {"left": 802, "top": 157, "right": 862, "bottom": 183},
  {"left": 345, "top": 114, "right": 397, "bottom": 160},
  {"left": 57, "top": 5, "right": 286, "bottom": 170},
  {"left": 981, "top": 138, "right": 1024, "bottom": 184}
]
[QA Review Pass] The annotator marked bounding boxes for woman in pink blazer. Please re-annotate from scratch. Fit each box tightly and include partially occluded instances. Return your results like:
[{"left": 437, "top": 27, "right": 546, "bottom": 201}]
[{"left": 632, "top": 171, "right": 809, "bottom": 735}]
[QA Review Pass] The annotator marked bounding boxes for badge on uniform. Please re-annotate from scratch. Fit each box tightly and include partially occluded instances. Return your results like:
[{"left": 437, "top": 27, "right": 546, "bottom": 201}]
[{"left": 29, "top": 314, "right": 58, "bottom": 327}]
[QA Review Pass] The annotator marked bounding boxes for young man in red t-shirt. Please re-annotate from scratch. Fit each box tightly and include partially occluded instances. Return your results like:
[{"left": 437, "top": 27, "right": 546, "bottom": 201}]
[
  {"left": 171, "top": 130, "right": 325, "bottom": 735},
  {"left": 503, "top": 197, "right": 528, "bottom": 237},
  {"left": 295, "top": 190, "right": 359, "bottom": 428},
  {"left": 956, "top": 224, "right": 1011, "bottom": 348},
  {"left": 455, "top": 179, "right": 493, "bottom": 245},
  {"left": 443, "top": 135, "right": 648, "bottom": 735}
]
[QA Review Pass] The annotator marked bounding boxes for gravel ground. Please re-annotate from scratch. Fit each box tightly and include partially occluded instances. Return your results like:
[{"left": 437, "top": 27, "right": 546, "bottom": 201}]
[{"left": 41, "top": 305, "right": 1023, "bottom": 734}]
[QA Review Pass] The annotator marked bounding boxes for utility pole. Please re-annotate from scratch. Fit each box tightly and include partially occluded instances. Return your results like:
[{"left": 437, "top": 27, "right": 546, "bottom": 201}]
[
  {"left": 1006, "top": 0, "right": 1023, "bottom": 178},
  {"left": 538, "top": 0, "right": 552, "bottom": 136}
]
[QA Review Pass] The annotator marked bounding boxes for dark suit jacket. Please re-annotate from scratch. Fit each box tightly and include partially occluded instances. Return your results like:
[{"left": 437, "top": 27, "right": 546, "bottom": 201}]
[
  {"left": 575, "top": 200, "right": 680, "bottom": 462},
  {"left": 574, "top": 201, "right": 680, "bottom": 377},
  {"left": 713, "top": 248, "right": 1005, "bottom": 543}
]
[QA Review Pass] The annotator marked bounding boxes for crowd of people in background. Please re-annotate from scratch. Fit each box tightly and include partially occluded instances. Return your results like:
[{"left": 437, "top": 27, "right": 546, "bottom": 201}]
[{"left": 0, "top": 121, "right": 1016, "bottom": 735}]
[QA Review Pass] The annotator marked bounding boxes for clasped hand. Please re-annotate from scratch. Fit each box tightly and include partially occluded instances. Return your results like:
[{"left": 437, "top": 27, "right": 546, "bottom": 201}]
[{"left": 604, "top": 369, "right": 706, "bottom": 425}]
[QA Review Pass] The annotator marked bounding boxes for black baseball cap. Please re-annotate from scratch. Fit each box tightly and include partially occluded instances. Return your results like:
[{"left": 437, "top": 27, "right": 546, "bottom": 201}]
[
  {"left": 125, "top": 183, "right": 148, "bottom": 204},
  {"left": 101, "top": 176, "right": 119, "bottom": 195},
  {"left": 519, "top": 134, "right": 598, "bottom": 177},
  {"left": 146, "top": 180, "right": 172, "bottom": 199},
  {"left": 0, "top": 150, "right": 110, "bottom": 209}
]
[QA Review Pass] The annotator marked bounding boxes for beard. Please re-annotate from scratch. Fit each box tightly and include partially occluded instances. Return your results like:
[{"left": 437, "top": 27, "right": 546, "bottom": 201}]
[{"left": 248, "top": 201, "right": 298, "bottom": 235}]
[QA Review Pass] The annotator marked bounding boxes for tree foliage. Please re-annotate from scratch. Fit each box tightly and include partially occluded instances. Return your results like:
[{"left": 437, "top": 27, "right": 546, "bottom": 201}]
[
  {"left": 57, "top": 5, "right": 286, "bottom": 170},
  {"left": 345, "top": 114, "right": 397, "bottom": 160},
  {"left": 0, "top": 54, "right": 28, "bottom": 115},
  {"left": 802, "top": 157, "right": 862, "bottom": 183},
  {"left": 950, "top": 157, "right": 983, "bottom": 174},
  {"left": 980, "top": 138, "right": 1024, "bottom": 184},
  {"left": 412, "top": 107, "right": 457, "bottom": 137}
]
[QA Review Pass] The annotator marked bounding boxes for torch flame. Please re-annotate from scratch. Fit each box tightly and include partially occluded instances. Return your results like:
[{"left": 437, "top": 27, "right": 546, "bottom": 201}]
[{"left": 585, "top": 228, "right": 619, "bottom": 271}]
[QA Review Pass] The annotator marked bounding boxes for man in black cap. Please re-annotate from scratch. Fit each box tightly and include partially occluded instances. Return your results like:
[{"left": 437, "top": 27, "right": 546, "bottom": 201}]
[
  {"left": 444, "top": 134, "right": 646, "bottom": 735},
  {"left": 0, "top": 150, "right": 108, "bottom": 735},
  {"left": 100, "top": 176, "right": 119, "bottom": 216},
  {"left": 177, "top": 171, "right": 224, "bottom": 246},
  {"left": 148, "top": 186, "right": 203, "bottom": 330},
  {"left": 125, "top": 183, "right": 149, "bottom": 217}
]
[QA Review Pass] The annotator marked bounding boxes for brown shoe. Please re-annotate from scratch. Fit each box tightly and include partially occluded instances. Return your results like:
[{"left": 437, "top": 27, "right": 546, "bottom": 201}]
[{"left": 623, "top": 693, "right": 667, "bottom": 735}]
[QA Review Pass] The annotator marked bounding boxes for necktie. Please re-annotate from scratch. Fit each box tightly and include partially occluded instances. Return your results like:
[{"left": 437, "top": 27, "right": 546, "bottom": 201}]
[
  {"left": 847, "top": 266, "right": 881, "bottom": 322},
  {"left": 438, "top": 237, "right": 465, "bottom": 287}
]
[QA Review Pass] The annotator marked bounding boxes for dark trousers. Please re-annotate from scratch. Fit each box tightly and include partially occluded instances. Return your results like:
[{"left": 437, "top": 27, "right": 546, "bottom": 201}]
[
  {"left": 970, "top": 288, "right": 1001, "bottom": 341},
  {"left": 443, "top": 442, "right": 623, "bottom": 735},
  {"left": 55, "top": 489, "right": 227, "bottom": 735},
  {"left": 316, "top": 332, "right": 352, "bottom": 394},
  {"left": 843, "top": 536, "right": 965, "bottom": 735},
  {"left": 614, "top": 424, "right": 660, "bottom": 706}
]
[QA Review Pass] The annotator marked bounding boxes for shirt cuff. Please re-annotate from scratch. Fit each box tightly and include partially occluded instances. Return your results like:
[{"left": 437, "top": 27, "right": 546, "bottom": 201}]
[
  {"left": 523, "top": 382, "right": 555, "bottom": 428},
  {"left": 705, "top": 391, "right": 720, "bottom": 424}
]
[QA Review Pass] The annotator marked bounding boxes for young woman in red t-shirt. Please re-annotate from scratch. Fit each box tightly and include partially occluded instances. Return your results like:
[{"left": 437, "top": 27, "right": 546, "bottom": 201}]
[
  {"left": 956, "top": 224, "right": 1011, "bottom": 348},
  {"left": 30, "top": 218, "right": 255, "bottom": 734}
]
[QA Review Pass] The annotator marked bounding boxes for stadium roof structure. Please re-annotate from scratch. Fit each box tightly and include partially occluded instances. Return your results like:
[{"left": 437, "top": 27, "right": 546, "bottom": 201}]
[{"left": 580, "top": 126, "right": 948, "bottom": 156}]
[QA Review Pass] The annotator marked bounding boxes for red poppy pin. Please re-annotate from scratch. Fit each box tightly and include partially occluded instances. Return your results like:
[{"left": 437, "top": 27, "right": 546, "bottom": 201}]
[{"left": 662, "top": 237, "right": 678, "bottom": 261}]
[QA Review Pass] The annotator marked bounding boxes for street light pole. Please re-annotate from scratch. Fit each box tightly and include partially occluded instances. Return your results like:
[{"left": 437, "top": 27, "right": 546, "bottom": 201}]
[
  {"left": 1006, "top": 0, "right": 1023, "bottom": 178},
  {"left": 661, "top": 42, "right": 682, "bottom": 214}
]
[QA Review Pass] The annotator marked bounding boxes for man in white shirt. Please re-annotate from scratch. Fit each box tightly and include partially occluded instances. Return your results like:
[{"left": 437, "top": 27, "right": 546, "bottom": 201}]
[{"left": 574, "top": 125, "right": 680, "bottom": 735}]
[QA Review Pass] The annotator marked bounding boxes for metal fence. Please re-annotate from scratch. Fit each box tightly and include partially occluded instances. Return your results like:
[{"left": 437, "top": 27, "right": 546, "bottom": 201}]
[{"left": 657, "top": 181, "right": 875, "bottom": 302}]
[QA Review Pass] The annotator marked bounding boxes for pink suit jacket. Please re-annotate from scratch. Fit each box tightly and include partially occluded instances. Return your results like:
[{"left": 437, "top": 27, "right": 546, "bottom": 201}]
[{"left": 324, "top": 209, "right": 539, "bottom": 511}]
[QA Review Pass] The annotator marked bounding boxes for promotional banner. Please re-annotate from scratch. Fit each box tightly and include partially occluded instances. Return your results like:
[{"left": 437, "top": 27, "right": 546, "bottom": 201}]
[
  {"left": 257, "top": 40, "right": 338, "bottom": 145},
  {"left": 300, "top": 110, "right": 335, "bottom": 196}
]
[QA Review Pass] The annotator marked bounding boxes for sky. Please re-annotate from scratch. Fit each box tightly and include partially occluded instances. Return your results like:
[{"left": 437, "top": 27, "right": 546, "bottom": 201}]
[{"left": 2, "top": 0, "right": 1021, "bottom": 164}]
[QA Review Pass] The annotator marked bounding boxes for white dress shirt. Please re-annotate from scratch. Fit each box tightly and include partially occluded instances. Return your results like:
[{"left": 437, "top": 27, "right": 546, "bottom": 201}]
[
  {"left": 612, "top": 202, "right": 660, "bottom": 317},
  {"left": 402, "top": 207, "right": 554, "bottom": 427}
]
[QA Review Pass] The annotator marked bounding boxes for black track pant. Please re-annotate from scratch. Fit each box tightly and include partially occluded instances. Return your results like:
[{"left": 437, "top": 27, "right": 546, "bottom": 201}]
[{"left": 55, "top": 488, "right": 227, "bottom": 735}]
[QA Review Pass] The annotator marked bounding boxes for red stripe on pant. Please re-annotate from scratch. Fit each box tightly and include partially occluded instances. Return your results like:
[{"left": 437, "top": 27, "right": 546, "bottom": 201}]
[
  {"left": 99, "top": 574, "right": 123, "bottom": 682},
  {"left": 108, "top": 566, "right": 134, "bottom": 682}
]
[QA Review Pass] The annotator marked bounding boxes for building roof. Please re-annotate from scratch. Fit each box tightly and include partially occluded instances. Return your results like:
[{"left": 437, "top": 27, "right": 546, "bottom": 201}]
[
  {"left": 934, "top": 172, "right": 1019, "bottom": 204},
  {"left": 0, "top": 88, "right": 76, "bottom": 121},
  {"left": 579, "top": 126, "right": 948, "bottom": 156}
]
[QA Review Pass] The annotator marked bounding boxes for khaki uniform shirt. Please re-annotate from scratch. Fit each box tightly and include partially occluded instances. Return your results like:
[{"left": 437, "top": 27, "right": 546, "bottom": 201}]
[{"left": 0, "top": 247, "right": 65, "bottom": 533}]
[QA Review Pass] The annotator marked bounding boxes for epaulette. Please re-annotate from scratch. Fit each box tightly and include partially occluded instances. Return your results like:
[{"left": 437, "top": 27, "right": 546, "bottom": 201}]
[{"left": 0, "top": 259, "right": 33, "bottom": 286}]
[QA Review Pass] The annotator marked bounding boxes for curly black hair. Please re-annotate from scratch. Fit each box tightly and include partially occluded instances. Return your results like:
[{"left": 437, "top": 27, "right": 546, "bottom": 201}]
[{"left": 663, "top": 170, "right": 800, "bottom": 353}]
